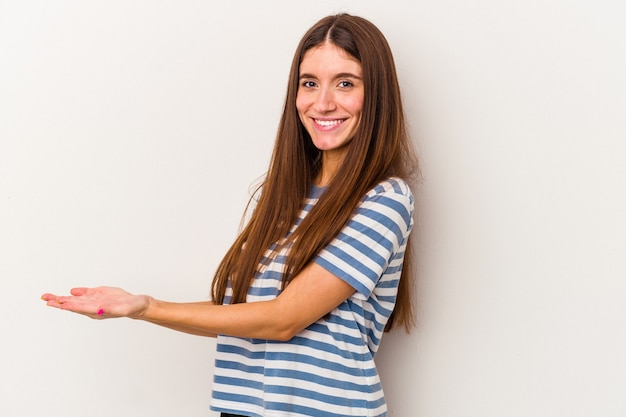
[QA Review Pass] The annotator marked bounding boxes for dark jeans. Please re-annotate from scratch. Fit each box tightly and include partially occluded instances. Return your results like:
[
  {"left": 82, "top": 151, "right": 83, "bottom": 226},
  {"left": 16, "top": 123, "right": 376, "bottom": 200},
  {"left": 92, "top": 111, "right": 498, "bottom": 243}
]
[{"left": 221, "top": 414, "right": 247, "bottom": 417}]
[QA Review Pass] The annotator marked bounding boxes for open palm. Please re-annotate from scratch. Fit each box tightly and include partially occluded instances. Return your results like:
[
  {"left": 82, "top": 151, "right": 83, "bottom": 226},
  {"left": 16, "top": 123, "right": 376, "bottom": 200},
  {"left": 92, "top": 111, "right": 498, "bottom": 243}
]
[{"left": 41, "top": 286, "right": 150, "bottom": 319}]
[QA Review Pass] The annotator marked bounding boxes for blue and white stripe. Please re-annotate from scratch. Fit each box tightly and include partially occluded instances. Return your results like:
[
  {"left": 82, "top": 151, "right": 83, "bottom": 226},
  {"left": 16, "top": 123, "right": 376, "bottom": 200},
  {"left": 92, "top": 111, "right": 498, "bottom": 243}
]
[{"left": 211, "top": 178, "right": 414, "bottom": 417}]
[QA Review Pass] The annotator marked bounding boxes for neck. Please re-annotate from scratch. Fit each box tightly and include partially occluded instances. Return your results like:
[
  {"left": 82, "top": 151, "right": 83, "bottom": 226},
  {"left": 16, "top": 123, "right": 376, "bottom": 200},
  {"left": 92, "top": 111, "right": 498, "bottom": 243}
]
[{"left": 315, "top": 150, "right": 346, "bottom": 186}]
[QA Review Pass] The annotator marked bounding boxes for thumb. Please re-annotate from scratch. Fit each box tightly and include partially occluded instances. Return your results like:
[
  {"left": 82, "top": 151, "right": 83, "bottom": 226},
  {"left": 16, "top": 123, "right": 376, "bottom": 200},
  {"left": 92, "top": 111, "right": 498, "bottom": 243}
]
[{"left": 70, "top": 287, "right": 89, "bottom": 296}]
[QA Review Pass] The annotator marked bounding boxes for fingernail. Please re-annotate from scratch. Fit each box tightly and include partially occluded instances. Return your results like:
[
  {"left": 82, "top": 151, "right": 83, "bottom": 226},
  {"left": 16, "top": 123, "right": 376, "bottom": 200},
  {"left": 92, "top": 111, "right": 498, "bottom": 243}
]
[{"left": 97, "top": 309, "right": 104, "bottom": 316}]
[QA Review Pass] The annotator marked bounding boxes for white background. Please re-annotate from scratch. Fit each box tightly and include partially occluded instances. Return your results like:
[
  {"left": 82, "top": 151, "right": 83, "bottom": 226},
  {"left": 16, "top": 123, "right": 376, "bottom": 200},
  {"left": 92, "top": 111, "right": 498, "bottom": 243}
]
[{"left": 1, "top": 1, "right": 625, "bottom": 416}]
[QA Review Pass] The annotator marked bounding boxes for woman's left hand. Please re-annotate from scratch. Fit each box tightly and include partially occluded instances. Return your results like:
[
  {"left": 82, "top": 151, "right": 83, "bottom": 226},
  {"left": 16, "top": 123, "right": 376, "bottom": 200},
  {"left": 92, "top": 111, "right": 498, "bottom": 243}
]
[{"left": 41, "top": 286, "right": 152, "bottom": 319}]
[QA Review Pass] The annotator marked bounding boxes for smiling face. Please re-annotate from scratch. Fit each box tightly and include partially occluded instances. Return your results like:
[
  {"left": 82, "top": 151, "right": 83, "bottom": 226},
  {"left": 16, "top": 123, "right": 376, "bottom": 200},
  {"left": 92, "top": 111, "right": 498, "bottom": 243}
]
[{"left": 296, "top": 42, "right": 364, "bottom": 164}]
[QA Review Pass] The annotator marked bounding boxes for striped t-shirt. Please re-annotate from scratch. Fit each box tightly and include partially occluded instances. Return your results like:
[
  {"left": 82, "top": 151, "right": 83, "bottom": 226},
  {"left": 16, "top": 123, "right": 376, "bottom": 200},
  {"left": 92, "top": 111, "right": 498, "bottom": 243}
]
[{"left": 210, "top": 178, "right": 414, "bottom": 417}]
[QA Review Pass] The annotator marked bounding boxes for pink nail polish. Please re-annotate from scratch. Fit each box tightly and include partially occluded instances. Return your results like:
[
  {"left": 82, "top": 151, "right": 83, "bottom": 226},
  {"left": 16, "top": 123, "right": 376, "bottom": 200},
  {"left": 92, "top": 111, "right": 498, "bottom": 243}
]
[{"left": 97, "top": 309, "right": 104, "bottom": 316}]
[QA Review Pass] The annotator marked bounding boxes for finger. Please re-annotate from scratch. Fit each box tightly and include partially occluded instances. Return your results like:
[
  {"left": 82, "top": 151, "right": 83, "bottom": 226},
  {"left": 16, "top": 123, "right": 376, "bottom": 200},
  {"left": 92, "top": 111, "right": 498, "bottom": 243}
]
[
  {"left": 44, "top": 299, "right": 71, "bottom": 311},
  {"left": 70, "top": 287, "right": 90, "bottom": 296},
  {"left": 47, "top": 298, "right": 99, "bottom": 314},
  {"left": 54, "top": 300, "right": 96, "bottom": 315},
  {"left": 40, "top": 293, "right": 59, "bottom": 301},
  {"left": 54, "top": 295, "right": 79, "bottom": 304}
]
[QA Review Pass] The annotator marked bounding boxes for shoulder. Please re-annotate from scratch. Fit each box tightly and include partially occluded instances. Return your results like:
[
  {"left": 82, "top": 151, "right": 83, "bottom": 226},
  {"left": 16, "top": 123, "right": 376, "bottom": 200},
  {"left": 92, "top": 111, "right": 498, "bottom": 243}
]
[
  {"left": 355, "top": 177, "right": 414, "bottom": 233},
  {"left": 366, "top": 177, "right": 412, "bottom": 197},
  {"left": 363, "top": 178, "right": 414, "bottom": 210}
]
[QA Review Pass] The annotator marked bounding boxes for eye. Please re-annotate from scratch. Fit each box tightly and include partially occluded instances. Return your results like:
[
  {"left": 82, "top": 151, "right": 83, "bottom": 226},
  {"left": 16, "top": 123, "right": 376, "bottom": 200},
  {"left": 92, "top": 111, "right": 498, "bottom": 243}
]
[
  {"left": 301, "top": 80, "right": 317, "bottom": 88},
  {"left": 338, "top": 80, "right": 354, "bottom": 88}
]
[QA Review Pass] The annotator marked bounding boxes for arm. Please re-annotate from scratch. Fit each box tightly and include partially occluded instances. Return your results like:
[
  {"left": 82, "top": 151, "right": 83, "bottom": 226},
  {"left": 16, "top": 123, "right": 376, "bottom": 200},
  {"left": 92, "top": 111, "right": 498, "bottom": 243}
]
[
  {"left": 42, "top": 288, "right": 220, "bottom": 338},
  {"left": 41, "top": 262, "right": 355, "bottom": 341},
  {"left": 144, "top": 302, "right": 219, "bottom": 338}
]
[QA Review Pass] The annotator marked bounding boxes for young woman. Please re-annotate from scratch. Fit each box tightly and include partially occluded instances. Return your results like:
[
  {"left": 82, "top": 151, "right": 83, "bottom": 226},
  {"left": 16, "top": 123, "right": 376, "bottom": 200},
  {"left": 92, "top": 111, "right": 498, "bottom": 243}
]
[{"left": 42, "top": 13, "right": 419, "bottom": 417}]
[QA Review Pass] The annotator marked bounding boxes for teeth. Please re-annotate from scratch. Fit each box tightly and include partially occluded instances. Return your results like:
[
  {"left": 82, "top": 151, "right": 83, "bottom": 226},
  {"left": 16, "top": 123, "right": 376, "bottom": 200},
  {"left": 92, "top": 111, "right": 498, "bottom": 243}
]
[{"left": 315, "top": 119, "right": 343, "bottom": 127}]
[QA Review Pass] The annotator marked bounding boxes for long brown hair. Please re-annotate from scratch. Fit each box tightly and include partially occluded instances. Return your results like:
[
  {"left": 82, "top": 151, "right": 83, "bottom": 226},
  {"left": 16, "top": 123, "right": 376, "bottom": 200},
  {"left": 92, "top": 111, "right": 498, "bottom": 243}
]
[{"left": 211, "top": 14, "right": 419, "bottom": 332}]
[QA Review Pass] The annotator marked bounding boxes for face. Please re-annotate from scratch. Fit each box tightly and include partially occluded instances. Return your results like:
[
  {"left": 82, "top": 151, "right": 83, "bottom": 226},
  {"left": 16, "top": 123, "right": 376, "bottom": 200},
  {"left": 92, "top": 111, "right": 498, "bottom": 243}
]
[{"left": 296, "top": 42, "right": 364, "bottom": 158}]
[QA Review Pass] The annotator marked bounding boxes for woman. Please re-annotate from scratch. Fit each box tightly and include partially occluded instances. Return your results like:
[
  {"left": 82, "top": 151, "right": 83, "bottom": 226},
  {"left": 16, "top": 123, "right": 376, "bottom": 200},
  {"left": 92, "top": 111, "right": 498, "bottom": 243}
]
[{"left": 42, "top": 13, "right": 419, "bottom": 417}]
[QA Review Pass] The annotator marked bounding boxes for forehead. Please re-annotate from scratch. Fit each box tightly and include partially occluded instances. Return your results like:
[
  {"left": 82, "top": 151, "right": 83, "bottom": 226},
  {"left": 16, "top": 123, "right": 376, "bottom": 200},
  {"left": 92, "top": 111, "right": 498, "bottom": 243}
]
[{"left": 299, "top": 42, "right": 361, "bottom": 75}]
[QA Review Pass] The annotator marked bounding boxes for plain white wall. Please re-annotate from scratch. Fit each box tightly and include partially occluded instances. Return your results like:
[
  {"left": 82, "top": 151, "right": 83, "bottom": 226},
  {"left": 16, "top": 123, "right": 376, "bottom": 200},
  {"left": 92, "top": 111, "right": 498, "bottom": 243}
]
[{"left": 1, "top": 1, "right": 624, "bottom": 416}]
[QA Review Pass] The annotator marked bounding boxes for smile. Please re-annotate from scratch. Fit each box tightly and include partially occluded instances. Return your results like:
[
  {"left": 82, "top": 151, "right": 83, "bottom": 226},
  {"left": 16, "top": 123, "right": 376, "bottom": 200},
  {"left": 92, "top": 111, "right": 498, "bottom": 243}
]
[{"left": 314, "top": 119, "right": 346, "bottom": 128}]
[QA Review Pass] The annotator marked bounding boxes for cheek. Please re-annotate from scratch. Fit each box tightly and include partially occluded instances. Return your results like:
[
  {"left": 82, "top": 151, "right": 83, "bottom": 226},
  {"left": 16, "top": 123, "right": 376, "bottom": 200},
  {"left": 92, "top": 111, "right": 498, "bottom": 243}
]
[
  {"left": 295, "top": 103, "right": 307, "bottom": 129},
  {"left": 295, "top": 107, "right": 306, "bottom": 125},
  {"left": 295, "top": 94, "right": 307, "bottom": 115},
  {"left": 345, "top": 96, "right": 364, "bottom": 116}
]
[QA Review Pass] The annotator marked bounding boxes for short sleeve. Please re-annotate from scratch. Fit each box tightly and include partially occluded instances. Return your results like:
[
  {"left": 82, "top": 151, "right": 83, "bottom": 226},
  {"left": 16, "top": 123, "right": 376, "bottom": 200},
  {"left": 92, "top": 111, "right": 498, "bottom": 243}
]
[{"left": 314, "top": 178, "right": 414, "bottom": 298}]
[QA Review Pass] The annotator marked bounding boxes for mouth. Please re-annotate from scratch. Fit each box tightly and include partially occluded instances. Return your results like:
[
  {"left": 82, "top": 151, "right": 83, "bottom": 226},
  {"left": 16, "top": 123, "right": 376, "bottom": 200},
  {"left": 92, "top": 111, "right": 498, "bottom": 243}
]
[{"left": 313, "top": 118, "right": 347, "bottom": 130}]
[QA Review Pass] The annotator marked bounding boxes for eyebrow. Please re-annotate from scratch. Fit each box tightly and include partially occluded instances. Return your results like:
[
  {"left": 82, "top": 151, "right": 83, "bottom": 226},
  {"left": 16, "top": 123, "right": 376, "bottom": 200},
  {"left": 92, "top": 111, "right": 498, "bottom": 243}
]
[{"left": 299, "top": 72, "right": 362, "bottom": 80}]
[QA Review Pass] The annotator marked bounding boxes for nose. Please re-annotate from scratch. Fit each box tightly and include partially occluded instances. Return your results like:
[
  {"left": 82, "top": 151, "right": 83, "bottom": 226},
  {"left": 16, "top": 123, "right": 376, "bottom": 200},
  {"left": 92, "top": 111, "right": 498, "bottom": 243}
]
[{"left": 313, "top": 87, "right": 337, "bottom": 113}]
